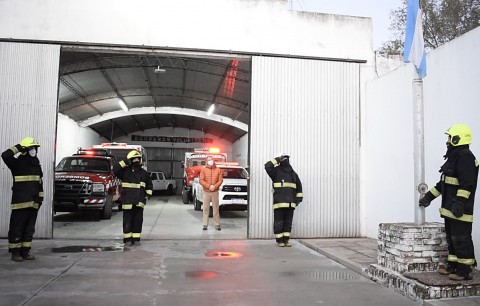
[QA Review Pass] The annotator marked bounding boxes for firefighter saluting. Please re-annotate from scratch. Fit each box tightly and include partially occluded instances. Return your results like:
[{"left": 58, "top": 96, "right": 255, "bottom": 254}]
[
  {"left": 265, "top": 153, "right": 303, "bottom": 247},
  {"left": 113, "top": 150, "right": 153, "bottom": 246},
  {"left": 419, "top": 124, "right": 479, "bottom": 280},
  {"left": 1, "top": 137, "right": 43, "bottom": 262}
]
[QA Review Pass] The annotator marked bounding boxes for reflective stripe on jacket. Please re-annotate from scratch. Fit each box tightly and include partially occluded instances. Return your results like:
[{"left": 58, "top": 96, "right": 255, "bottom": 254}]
[
  {"left": 429, "top": 145, "right": 479, "bottom": 222},
  {"left": 1, "top": 145, "right": 43, "bottom": 210},
  {"left": 113, "top": 161, "right": 153, "bottom": 208},
  {"left": 265, "top": 158, "right": 303, "bottom": 209}
]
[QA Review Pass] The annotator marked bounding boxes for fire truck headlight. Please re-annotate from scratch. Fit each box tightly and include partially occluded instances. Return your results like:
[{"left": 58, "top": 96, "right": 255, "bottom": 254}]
[{"left": 92, "top": 183, "right": 105, "bottom": 194}]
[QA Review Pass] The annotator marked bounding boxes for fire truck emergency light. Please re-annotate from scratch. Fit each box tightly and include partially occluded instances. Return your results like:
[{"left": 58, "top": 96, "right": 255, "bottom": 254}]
[{"left": 209, "top": 147, "right": 220, "bottom": 153}]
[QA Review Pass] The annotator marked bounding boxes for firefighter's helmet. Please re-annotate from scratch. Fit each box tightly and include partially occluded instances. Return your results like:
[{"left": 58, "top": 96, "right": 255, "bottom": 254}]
[
  {"left": 445, "top": 124, "right": 472, "bottom": 146},
  {"left": 127, "top": 150, "right": 142, "bottom": 160},
  {"left": 20, "top": 137, "right": 40, "bottom": 148}
]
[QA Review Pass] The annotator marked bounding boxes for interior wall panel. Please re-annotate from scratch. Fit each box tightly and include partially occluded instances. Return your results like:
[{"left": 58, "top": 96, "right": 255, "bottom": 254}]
[
  {"left": 249, "top": 56, "right": 360, "bottom": 238},
  {"left": 0, "top": 42, "right": 60, "bottom": 238}
]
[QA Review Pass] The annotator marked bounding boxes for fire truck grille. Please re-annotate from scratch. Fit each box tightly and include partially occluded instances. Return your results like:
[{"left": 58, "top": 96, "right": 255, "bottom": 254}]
[
  {"left": 222, "top": 185, "right": 247, "bottom": 192},
  {"left": 55, "top": 181, "right": 92, "bottom": 200},
  {"left": 223, "top": 195, "right": 248, "bottom": 200}
]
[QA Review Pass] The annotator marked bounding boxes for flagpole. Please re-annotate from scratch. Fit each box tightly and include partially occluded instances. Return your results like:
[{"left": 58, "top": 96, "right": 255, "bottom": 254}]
[
  {"left": 413, "top": 78, "right": 426, "bottom": 225},
  {"left": 404, "top": 0, "right": 427, "bottom": 224}
]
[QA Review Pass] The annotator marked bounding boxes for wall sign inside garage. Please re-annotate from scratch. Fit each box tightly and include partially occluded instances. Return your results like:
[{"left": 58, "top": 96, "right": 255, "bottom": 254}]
[{"left": 131, "top": 135, "right": 213, "bottom": 143}]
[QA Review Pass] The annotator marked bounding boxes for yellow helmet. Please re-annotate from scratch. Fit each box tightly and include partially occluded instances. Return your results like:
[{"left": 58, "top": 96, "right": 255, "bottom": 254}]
[
  {"left": 445, "top": 124, "right": 472, "bottom": 146},
  {"left": 127, "top": 150, "right": 142, "bottom": 160},
  {"left": 20, "top": 137, "right": 40, "bottom": 148}
]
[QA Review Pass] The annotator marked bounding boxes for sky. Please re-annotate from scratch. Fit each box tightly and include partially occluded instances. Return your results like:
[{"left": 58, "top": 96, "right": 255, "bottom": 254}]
[{"left": 289, "top": 0, "right": 403, "bottom": 49}]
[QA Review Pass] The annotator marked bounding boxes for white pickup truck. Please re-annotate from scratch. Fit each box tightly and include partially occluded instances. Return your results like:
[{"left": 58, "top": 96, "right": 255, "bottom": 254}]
[
  {"left": 192, "top": 164, "right": 248, "bottom": 212},
  {"left": 149, "top": 171, "right": 177, "bottom": 195}
]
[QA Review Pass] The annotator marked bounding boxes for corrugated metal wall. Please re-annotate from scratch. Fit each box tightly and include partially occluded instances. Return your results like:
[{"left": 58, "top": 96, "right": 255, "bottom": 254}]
[
  {"left": 249, "top": 56, "right": 360, "bottom": 238},
  {"left": 0, "top": 42, "right": 60, "bottom": 238},
  {"left": 146, "top": 147, "right": 187, "bottom": 194}
]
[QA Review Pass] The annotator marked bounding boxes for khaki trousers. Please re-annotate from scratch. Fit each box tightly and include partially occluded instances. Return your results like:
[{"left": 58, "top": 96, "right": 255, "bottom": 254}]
[{"left": 203, "top": 190, "right": 220, "bottom": 226}]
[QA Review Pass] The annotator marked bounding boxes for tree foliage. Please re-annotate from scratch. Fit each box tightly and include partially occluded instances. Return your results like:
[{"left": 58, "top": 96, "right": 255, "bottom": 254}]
[{"left": 379, "top": 0, "right": 480, "bottom": 53}]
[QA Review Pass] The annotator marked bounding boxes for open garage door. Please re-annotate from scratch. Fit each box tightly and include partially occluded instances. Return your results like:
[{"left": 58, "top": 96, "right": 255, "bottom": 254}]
[
  {"left": 249, "top": 56, "right": 361, "bottom": 238},
  {"left": 53, "top": 47, "right": 251, "bottom": 240}
]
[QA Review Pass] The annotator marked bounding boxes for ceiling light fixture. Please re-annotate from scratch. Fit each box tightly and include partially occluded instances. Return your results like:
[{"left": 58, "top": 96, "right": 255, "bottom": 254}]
[
  {"left": 207, "top": 104, "right": 215, "bottom": 115},
  {"left": 154, "top": 66, "right": 166, "bottom": 74},
  {"left": 118, "top": 100, "right": 128, "bottom": 111}
]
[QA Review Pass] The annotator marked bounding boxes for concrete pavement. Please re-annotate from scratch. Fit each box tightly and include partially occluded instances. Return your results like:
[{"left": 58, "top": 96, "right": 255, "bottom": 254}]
[
  {"left": 1, "top": 196, "right": 479, "bottom": 305},
  {"left": 0, "top": 238, "right": 423, "bottom": 306}
]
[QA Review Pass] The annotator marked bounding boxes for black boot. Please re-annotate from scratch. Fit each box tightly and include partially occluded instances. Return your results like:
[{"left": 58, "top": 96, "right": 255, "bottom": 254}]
[
  {"left": 438, "top": 263, "right": 456, "bottom": 275},
  {"left": 21, "top": 252, "right": 35, "bottom": 260},
  {"left": 11, "top": 251, "right": 23, "bottom": 262}
]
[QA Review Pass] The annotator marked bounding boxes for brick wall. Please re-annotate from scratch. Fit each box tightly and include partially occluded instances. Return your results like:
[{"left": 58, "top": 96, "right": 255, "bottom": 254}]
[{"left": 377, "top": 222, "right": 448, "bottom": 273}]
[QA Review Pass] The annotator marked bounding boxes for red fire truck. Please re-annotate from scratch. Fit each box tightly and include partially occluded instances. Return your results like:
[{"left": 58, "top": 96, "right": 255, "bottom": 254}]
[
  {"left": 181, "top": 148, "right": 227, "bottom": 204},
  {"left": 91, "top": 142, "right": 148, "bottom": 170}
]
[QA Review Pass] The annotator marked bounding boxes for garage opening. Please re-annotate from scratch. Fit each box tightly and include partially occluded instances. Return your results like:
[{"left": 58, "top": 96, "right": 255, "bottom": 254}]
[{"left": 54, "top": 46, "right": 251, "bottom": 240}]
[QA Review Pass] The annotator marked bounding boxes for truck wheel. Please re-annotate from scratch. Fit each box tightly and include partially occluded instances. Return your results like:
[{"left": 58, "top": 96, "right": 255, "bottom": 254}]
[
  {"left": 102, "top": 194, "right": 113, "bottom": 220},
  {"left": 193, "top": 193, "right": 202, "bottom": 211},
  {"left": 167, "top": 185, "right": 174, "bottom": 196},
  {"left": 182, "top": 189, "right": 190, "bottom": 204}
]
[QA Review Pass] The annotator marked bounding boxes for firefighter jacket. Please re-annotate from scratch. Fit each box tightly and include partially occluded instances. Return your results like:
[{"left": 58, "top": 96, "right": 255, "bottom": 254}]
[
  {"left": 428, "top": 145, "right": 479, "bottom": 222},
  {"left": 265, "top": 158, "right": 303, "bottom": 209},
  {"left": 1, "top": 144, "right": 44, "bottom": 210},
  {"left": 199, "top": 164, "right": 223, "bottom": 192},
  {"left": 113, "top": 161, "right": 153, "bottom": 209}
]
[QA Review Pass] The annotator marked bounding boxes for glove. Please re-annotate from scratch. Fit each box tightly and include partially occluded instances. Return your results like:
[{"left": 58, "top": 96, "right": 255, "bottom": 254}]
[
  {"left": 276, "top": 152, "right": 288, "bottom": 161},
  {"left": 419, "top": 191, "right": 435, "bottom": 208},
  {"left": 451, "top": 199, "right": 464, "bottom": 218},
  {"left": 15, "top": 144, "right": 28, "bottom": 153}
]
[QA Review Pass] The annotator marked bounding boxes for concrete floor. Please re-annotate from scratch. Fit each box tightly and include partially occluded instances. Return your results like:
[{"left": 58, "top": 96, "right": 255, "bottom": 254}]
[
  {"left": 0, "top": 195, "right": 423, "bottom": 306},
  {"left": 53, "top": 195, "right": 248, "bottom": 240}
]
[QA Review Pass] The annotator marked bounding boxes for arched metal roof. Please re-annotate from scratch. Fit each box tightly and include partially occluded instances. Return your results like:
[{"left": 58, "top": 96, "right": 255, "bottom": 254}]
[{"left": 58, "top": 49, "right": 251, "bottom": 143}]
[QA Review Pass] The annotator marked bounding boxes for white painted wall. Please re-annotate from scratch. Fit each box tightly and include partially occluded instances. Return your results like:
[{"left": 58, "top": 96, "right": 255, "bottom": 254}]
[
  {"left": 56, "top": 114, "right": 107, "bottom": 163},
  {"left": 364, "top": 27, "right": 480, "bottom": 257},
  {"left": 0, "top": 0, "right": 372, "bottom": 61}
]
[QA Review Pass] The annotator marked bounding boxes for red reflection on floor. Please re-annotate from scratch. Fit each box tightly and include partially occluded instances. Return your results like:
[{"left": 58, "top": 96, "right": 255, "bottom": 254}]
[
  {"left": 205, "top": 250, "right": 243, "bottom": 259},
  {"left": 185, "top": 271, "right": 218, "bottom": 279}
]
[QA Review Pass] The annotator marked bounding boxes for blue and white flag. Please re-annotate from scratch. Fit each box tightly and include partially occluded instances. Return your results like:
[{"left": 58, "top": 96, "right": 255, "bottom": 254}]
[{"left": 403, "top": 0, "right": 427, "bottom": 78}]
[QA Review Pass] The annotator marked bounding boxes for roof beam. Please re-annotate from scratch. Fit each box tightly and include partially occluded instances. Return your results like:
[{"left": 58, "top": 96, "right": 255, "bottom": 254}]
[
  {"left": 59, "top": 87, "right": 249, "bottom": 113},
  {"left": 79, "top": 106, "right": 248, "bottom": 132},
  {"left": 59, "top": 76, "right": 102, "bottom": 116}
]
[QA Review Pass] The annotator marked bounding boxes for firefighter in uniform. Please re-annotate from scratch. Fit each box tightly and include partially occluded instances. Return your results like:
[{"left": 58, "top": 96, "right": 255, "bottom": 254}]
[
  {"left": 1, "top": 137, "right": 43, "bottom": 262},
  {"left": 265, "top": 153, "right": 303, "bottom": 247},
  {"left": 113, "top": 150, "right": 153, "bottom": 246},
  {"left": 419, "top": 124, "right": 479, "bottom": 280}
]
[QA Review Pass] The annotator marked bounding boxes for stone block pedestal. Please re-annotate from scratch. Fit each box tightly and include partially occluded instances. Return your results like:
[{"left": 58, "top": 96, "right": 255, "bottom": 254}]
[
  {"left": 364, "top": 222, "right": 480, "bottom": 300},
  {"left": 377, "top": 222, "right": 447, "bottom": 273}
]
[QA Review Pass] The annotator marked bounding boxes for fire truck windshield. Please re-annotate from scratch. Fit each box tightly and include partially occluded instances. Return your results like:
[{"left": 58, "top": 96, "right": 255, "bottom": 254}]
[{"left": 56, "top": 157, "right": 110, "bottom": 173}]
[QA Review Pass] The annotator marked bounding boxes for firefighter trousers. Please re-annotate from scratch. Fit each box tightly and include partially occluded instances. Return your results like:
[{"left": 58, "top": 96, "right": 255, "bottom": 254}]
[
  {"left": 273, "top": 208, "right": 294, "bottom": 244},
  {"left": 445, "top": 218, "right": 476, "bottom": 276},
  {"left": 8, "top": 208, "right": 38, "bottom": 254},
  {"left": 123, "top": 206, "right": 144, "bottom": 243}
]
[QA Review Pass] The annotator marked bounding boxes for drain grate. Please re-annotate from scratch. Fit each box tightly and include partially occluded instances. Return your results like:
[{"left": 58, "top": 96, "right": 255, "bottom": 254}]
[
  {"left": 279, "top": 269, "right": 360, "bottom": 281},
  {"left": 52, "top": 245, "right": 124, "bottom": 253}
]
